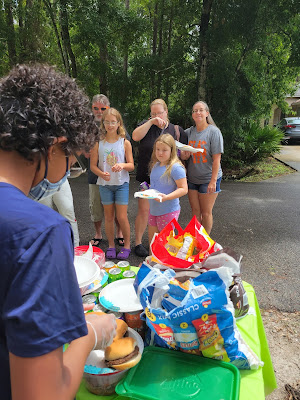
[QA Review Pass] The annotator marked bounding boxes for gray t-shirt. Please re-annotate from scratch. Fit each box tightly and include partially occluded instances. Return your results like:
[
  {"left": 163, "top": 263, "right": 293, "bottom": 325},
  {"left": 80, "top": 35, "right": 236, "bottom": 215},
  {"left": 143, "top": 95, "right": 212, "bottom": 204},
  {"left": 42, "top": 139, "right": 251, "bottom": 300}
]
[{"left": 185, "top": 124, "right": 223, "bottom": 184}]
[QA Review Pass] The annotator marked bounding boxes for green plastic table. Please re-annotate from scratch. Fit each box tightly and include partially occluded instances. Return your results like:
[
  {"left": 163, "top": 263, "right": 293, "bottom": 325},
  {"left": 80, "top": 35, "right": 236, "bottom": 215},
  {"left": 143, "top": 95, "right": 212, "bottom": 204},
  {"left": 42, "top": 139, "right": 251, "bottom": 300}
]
[{"left": 76, "top": 281, "right": 277, "bottom": 400}]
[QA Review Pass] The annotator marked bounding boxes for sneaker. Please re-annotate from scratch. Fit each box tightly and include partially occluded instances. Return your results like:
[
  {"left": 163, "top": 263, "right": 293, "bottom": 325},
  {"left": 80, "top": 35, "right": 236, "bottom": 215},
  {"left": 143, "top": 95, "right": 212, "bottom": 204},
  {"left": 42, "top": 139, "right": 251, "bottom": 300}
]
[{"left": 134, "top": 244, "right": 149, "bottom": 257}]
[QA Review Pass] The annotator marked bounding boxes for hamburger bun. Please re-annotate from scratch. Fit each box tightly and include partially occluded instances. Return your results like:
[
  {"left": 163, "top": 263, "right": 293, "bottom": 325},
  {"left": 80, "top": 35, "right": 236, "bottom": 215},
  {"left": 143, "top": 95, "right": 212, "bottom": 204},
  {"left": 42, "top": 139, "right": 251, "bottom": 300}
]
[
  {"left": 105, "top": 337, "right": 141, "bottom": 371},
  {"left": 89, "top": 311, "right": 105, "bottom": 316},
  {"left": 113, "top": 351, "right": 142, "bottom": 371},
  {"left": 114, "top": 319, "right": 128, "bottom": 341}
]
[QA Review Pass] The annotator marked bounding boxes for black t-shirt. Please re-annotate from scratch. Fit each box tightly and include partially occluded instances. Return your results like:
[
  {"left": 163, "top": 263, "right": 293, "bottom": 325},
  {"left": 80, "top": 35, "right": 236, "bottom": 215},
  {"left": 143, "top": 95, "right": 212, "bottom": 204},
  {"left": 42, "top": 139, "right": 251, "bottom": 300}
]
[{"left": 135, "top": 121, "right": 188, "bottom": 183}]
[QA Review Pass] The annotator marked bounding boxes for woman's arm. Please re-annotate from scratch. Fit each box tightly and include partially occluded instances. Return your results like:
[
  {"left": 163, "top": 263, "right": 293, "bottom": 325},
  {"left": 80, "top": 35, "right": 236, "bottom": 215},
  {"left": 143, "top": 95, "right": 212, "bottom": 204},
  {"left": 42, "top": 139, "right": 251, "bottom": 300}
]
[
  {"left": 207, "top": 153, "right": 222, "bottom": 193},
  {"left": 156, "top": 177, "right": 188, "bottom": 203},
  {"left": 111, "top": 140, "right": 134, "bottom": 172},
  {"left": 132, "top": 118, "right": 165, "bottom": 141}
]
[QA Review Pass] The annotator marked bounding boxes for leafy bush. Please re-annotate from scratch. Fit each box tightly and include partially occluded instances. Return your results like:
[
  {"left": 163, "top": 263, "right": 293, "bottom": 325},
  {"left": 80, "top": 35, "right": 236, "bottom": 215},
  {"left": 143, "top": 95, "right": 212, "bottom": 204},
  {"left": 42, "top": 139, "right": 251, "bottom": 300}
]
[
  {"left": 222, "top": 123, "right": 284, "bottom": 168},
  {"left": 241, "top": 123, "right": 284, "bottom": 163}
]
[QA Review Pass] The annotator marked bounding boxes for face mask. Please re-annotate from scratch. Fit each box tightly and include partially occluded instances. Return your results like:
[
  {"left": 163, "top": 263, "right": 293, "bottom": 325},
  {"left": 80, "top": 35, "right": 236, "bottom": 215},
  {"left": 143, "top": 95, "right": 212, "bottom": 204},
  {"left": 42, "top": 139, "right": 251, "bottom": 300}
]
[{"left": 29, "top": 157, "right": 70, "bottom": 201}]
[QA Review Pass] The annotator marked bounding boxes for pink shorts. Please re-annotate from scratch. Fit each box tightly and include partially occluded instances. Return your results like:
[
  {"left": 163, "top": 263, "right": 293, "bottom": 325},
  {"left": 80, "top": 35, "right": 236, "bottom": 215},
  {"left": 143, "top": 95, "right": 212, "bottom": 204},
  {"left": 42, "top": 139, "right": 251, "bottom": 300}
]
[{"left": 148, "top": 209, "right": 180, "bottom": 231}]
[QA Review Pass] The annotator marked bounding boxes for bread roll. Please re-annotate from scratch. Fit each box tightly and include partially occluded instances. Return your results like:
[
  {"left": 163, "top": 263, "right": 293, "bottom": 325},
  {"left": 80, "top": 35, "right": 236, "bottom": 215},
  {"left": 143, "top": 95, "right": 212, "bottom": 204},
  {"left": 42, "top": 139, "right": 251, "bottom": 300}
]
[
  {"left": 114, "top": 319, "right": 128, "bottom": 340},
  {"left": 105, "top": 337, "right": 136, "bottom": 360}
]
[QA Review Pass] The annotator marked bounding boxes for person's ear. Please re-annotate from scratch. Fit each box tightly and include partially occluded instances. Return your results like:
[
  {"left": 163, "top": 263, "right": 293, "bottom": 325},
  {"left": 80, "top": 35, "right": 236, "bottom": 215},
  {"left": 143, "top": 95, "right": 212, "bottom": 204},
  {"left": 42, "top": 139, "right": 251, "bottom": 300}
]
[{"left": 47, "top": 136, "right": 68, "bottom": 160}]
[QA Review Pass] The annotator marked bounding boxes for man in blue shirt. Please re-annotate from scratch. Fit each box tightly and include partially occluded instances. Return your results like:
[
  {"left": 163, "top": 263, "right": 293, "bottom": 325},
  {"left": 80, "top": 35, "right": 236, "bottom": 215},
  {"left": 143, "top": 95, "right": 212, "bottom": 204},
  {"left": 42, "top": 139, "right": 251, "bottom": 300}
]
[{"left": 0, "top": 64, "right": 116, "bottom": 400}]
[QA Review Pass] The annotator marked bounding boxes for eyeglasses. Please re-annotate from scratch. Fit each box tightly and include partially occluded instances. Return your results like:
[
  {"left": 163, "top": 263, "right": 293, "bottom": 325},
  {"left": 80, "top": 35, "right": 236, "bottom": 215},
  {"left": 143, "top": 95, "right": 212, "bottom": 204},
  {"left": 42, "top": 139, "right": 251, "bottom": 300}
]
[
  {"left": 69, "top": 153, "right": 87, "bottom": 179},
  {"left": 103, "top": 120, "right": 118, "bottom": 126},
  {"left": 93, "top": 106, "right": 109, "bottom": 111},
  {"left": 192, "top": 108, "right": 207, "bottom": 113},
  {"left": 150, "top": 111, "right": 165, "bottom": 118}
]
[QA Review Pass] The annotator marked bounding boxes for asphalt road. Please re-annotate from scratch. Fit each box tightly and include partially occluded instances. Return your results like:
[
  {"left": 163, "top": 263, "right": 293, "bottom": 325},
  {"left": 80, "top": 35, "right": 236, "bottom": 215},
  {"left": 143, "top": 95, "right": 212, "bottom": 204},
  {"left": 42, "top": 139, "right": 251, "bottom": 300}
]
[{"left": 70, "top": 160, "right": 300, "bottom": 313}]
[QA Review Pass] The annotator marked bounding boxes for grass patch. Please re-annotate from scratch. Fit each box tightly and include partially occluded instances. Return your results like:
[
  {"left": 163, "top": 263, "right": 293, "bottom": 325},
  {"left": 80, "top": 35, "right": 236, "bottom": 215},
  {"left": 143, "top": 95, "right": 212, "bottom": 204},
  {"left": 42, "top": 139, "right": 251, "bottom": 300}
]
[
  {"left": 223, "top": 157, "right": 295, "bottom": 182},
  {"left": 238, "top": 157, "right": 295, "bottom": 182}
]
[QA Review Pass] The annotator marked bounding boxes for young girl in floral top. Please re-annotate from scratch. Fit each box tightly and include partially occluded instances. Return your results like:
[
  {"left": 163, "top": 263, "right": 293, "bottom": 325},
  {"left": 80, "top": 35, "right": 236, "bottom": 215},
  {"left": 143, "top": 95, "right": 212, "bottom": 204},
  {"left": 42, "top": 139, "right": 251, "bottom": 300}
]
[{"left": 90, "top": 108, "right": 134, "bottom": 260}]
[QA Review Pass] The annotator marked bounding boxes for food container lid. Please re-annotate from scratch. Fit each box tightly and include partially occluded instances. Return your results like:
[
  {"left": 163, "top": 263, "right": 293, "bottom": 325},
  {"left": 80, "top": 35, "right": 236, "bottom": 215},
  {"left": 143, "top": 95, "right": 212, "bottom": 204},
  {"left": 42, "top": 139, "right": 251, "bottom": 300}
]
[{"left": 116, "top": 347, "right": 240, "bottom": 400}]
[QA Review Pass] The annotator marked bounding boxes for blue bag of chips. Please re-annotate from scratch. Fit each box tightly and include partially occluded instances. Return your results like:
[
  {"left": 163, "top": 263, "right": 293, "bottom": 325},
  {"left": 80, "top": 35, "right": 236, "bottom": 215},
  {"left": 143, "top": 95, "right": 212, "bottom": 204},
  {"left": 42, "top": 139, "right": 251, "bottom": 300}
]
[{"left": 134, "top": 263, "right": 263, "bottom": 370}]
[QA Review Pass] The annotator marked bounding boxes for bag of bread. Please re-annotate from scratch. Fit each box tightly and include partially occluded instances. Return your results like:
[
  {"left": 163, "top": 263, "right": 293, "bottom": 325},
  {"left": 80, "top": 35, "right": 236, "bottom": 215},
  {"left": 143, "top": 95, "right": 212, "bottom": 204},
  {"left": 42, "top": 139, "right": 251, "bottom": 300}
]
[{"left": 134, "top": 263, "right": 263, "bottom": 370}]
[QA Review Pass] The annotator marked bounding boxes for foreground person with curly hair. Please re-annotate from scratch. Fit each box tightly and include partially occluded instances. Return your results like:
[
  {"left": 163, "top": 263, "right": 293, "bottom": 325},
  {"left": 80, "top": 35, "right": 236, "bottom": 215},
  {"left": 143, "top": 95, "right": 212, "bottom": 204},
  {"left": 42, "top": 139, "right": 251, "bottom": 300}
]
[{"left": 0, "top": 64, "right": 117, "bottom": 400}]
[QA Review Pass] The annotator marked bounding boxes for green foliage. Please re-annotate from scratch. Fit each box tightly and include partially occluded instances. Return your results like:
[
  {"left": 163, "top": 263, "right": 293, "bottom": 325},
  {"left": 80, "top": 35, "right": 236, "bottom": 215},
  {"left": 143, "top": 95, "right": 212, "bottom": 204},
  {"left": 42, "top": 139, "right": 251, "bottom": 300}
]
[
  {"left": 231, "top": 123, "right": 284, "bottom": 165},
  {"left": 0, "top": 0, "right": 299, "bottom": 170}
]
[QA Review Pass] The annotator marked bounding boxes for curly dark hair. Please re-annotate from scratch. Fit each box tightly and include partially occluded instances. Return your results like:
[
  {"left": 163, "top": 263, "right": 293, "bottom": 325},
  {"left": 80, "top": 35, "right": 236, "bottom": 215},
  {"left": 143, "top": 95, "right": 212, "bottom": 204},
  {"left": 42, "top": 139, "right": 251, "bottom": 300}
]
[{"left": 0, "top": 64, "right": 99, "bottom": 161}]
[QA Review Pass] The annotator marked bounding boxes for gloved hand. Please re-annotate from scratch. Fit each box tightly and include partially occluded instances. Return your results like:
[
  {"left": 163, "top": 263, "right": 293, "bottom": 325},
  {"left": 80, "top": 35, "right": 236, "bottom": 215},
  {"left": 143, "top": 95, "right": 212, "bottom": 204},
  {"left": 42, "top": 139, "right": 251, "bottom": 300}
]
[{"left": 85, "top": 313, "right": 117, "bottom": 350}]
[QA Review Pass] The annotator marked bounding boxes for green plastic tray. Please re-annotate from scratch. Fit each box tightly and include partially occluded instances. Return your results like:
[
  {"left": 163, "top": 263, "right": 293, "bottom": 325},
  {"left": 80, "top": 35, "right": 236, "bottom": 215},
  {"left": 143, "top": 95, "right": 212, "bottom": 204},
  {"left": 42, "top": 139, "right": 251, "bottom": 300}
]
[{"left": 116, "top": 346, "right": 240, "bottom": 400}]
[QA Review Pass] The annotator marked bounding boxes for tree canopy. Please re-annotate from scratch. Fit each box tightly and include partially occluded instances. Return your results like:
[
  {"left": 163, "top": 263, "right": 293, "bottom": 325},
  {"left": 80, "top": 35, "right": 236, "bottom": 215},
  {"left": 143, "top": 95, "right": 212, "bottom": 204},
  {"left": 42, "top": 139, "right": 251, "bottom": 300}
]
[{"left": 1, "top": 0, "right": 299, "bottom": 163}]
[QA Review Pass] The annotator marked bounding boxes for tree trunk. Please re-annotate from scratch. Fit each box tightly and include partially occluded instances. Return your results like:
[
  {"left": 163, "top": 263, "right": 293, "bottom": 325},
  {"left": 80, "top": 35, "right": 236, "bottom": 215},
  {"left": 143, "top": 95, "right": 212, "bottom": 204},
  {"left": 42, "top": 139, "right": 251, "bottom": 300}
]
[
  {"left": 42, "top": 0, "right": 68, "bottom": 73},
  {"left": 4, "top": 0, "right": 17, "bottom": 67},
  {"left": 123, "top": 0, "right": 129, "bottom": 77},
  {"left": 198, "top": 0, "right": 213, "bottom": 101},
  {"left": 150, "top": 1, "right": 158, "bottom": 100},
  {"left": 165, "top": 4, "right": 173, "bottom": 104},
  {"left": 156, "top": 0, "right": 164, "bottom": 99},
  {"left": 59, "top": 0, "right": 77, "bottom": 77},
  {"left": 99, "top": 42, "right": 108, "bottom": 94}
]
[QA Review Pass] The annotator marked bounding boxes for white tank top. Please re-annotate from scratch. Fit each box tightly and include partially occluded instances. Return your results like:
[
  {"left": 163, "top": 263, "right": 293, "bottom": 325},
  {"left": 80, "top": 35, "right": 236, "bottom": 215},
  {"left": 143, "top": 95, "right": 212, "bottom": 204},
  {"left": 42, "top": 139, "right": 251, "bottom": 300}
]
[{"left": 96, "top": 137, "right": 129, "bottom": 186}]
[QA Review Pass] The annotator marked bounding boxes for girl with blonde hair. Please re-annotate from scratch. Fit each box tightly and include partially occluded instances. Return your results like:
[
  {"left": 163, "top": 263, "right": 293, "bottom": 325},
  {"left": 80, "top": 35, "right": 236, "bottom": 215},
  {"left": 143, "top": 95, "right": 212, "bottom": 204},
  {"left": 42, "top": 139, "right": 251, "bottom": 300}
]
[
  {"left": 132, "top": 99, "right": 188, "bottom": 257},
  {"left": 147, "top": 134, "right": 188, "bottom": 244},
  {"left": 90, "top": 108, "right": 134, "bottom": 260}
]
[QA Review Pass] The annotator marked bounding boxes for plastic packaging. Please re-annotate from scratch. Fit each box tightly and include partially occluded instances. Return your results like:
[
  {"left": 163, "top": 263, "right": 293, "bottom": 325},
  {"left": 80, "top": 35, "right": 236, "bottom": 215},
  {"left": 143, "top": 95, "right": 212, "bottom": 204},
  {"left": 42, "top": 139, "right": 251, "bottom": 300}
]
[{"left": 134, "top": 263, "right": 263, "bottom": 370}]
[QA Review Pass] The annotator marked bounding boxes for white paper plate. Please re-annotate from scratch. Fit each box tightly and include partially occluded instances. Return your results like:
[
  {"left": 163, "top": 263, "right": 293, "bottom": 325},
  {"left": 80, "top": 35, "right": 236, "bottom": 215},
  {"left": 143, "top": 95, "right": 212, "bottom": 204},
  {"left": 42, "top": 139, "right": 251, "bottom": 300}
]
[
  {"left": 175, "top": 140, "right": 204, "bottom": 153},
  {"left": 99, "top": 279, "right": 142, "bottom": 312},
  {"left": 134, "top": 189, "right": 162, "bottom": 201},
  {"left": 74, "top": 256, "right": 99, "bottom": 288},
  {"left": 83, "top": 269, "right": 109, "bottom": 295}
]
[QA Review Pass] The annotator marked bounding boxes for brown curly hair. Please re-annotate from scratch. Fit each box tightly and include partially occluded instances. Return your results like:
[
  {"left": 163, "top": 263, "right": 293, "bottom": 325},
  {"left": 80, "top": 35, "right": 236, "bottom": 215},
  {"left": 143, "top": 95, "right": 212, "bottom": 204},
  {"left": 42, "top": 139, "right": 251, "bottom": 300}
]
[{"left": 0, "top": 64, "right": 99, "bottom": 162}]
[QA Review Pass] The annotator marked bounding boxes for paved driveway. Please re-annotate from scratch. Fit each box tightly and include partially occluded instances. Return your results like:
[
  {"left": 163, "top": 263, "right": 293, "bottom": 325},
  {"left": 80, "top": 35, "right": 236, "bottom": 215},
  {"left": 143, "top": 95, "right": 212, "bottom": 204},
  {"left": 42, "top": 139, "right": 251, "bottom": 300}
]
[
  {"left": 275, "top": 145, "right": 300, "bottom": 171},
  {"left": 70, "top": 169, "right": 300, "bottom": 312}
]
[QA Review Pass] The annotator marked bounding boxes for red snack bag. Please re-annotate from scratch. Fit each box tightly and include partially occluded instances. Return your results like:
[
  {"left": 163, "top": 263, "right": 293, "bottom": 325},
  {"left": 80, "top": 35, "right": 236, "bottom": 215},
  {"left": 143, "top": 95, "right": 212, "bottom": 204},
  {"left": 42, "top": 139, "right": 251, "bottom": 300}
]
[{"left": 150, "top": 216, "right": 220, "bottom": 269}]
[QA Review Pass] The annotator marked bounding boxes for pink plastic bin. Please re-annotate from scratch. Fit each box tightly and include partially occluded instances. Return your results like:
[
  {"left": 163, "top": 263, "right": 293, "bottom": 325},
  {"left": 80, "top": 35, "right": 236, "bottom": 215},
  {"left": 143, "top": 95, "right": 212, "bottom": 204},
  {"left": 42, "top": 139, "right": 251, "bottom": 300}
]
[{"left": 74, "top": 245, "right": 105, "bottom": 269}]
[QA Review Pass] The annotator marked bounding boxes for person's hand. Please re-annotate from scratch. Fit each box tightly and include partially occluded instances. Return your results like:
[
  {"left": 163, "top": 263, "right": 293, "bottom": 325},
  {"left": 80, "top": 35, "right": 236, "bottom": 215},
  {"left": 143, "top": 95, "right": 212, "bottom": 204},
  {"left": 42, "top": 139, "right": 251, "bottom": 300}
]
[
  {"left": 101, "top": 171, "right": 111, "bottom": 181},
  {"left": 85, "top": 313, "right": 117, "bottom": 350},
  {"left": 155, "top": 193, "right": 166, "bottom": 202},
  {"left": 83, "top": 304, "right": 94, "bottom": 312},
  {"left": 111, "top": 163, "right": 124, "bottom": 172},
  {"left": 207, "top": 181, "right": 216, "bottom": 193},
  {"left": 180, "top": 150, "right": 191, "bottom": 160},
  {"left": 151, "top": 117, "right": 166, "bottom": 129}
]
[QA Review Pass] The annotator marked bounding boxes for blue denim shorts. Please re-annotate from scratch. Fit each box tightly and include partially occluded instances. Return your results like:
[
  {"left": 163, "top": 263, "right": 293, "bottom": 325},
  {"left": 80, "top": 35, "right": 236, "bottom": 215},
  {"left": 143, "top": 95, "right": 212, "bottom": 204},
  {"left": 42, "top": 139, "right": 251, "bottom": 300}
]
[
  {"left": 99, "top": 182, "right": 129, "bottom": 205},
  {"left": 188, "top": 176, "right": 222, "bottom": 194}
]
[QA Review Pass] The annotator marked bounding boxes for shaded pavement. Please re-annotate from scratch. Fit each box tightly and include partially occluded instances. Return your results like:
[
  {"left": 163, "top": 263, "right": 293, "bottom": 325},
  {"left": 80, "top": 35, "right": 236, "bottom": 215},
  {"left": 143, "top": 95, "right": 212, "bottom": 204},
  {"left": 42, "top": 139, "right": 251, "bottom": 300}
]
[
  {"left": 70, "top": 167, "right": 300, "bottom": 313},
  {"left": 274, "top": 144, "right": 300, "bottom": 171}
]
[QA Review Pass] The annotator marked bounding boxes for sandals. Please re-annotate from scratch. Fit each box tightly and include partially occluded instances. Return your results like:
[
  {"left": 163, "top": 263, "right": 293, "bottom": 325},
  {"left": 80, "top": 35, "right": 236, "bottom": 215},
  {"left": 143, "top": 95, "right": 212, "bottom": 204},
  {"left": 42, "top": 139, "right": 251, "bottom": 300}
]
[
  {"left": 117, "top": 248, "right": 131, "bottom": 260},
  {"left": 115, "top": 237, "right": 125, "bottom": 246},
  {"left": 90, "top": 238, "right": 103, "bottom": 247},
  {"left": 106, "top": 248, "right": 116, "bottom": 259}
]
